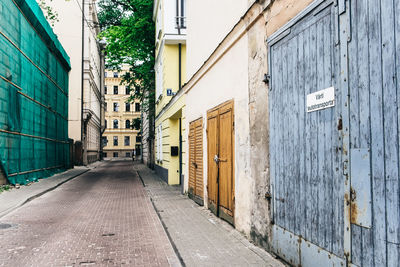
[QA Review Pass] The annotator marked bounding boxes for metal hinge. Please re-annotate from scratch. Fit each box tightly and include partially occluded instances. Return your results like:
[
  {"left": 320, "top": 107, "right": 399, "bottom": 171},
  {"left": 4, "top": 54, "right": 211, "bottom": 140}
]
[{"left": 338, "top": 0, "right": 346, "bottom": 14}]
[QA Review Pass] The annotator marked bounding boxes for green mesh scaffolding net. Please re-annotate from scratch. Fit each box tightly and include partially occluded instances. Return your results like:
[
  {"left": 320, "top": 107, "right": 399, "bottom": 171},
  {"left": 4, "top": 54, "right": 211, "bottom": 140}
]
[{"left": 0, "top": 0, "right": 71, "bottom": 185}]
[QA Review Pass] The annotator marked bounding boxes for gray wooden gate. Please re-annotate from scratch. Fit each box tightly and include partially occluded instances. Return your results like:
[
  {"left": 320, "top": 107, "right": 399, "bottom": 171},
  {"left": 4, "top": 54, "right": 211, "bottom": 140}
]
[{"left": 268, "top": 0, "right": 400, "bottom": 266}]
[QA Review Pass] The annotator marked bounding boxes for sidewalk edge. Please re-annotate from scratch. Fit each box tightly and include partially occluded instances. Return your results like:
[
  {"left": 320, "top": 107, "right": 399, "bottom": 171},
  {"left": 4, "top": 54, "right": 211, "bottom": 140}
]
[
  {"left": 0, "top": 168, "right": 90, "bottom": 219},
  {"left": 136, "top": 168, "right": 185, "bottom": 267}
]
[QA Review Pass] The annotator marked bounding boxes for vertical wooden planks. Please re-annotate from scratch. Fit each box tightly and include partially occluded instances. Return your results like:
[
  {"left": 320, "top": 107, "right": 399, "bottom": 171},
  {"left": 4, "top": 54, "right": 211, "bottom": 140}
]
[
  {"left": 297, "top": 32, "right": 306, "bottom": 238},
  {"left": 348, "top": 0, "right": 363, "bottom": 264},
  {"left": 194, "top": 119, "right": 204, "bottom": 198},
  {"left": 368, "top": 1, "right": 387, "bottom": 265},
  {"left": 357, "top": 0, "right": 374, "bottom": 265},
  {"left": 304, "top": 25, "right": 312, "bottom": 242},
  {"left": 309, "top": 21, "right": 319, "bottom": 245},
  {"left": 322, "top": 14, "right": 333, "bottom": 252},
  {"left": 287, "top": 36, "right": 295, "bottom": 233},
  {"left": 381, "top": 0, "right": 400, "bottom": 265},
  {"left": 277, "top": 43, "right": 284, "bottom": 226},
  {"left": 396, "top": 0, "right": 400, "bottom": 263},
  {"left": 316, "top": 17, "right": 326, "bottom": 248},
  {"left": 189, "top": 122, "right": 196, "bottom": 192}
]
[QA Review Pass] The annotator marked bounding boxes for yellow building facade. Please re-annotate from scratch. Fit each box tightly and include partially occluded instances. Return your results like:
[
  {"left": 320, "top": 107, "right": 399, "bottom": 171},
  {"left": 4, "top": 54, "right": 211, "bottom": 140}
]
[
  {"left": 153, "top": 0, "right": 187, "bottom": 185},
  {"left": 103, "top": 67, "right": 141, "bottom": 158}
]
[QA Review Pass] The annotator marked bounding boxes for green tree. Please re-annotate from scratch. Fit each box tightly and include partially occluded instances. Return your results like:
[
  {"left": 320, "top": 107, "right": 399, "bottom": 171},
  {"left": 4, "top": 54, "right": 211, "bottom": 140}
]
[{"left": 98, "top": 0, "right": 155, "bottom": 120}]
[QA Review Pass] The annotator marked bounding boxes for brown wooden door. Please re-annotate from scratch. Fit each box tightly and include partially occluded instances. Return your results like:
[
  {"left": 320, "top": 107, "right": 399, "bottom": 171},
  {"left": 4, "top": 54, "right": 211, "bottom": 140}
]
[
  {"left": 188, "top": 118, "right": 204, "bottom": 204},
  {"left": 207, "top": 110, "right": 219, "bottom": 214},
  {"left": 207, "top": 100, "right": 234, "bottom": 224}
]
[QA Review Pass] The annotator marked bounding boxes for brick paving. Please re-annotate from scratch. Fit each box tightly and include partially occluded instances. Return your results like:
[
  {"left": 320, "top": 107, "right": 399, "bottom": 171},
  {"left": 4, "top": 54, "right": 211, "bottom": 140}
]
[
  {"left": 0, "top": 159, "right": 180, "bottom": 267},
  {"left": 135, "top": 164, "right": 285, "bottom": 267}
]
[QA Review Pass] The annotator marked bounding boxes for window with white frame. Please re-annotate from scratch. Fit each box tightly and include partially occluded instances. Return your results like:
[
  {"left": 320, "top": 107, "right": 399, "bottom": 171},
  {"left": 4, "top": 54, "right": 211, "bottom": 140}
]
[{"left": 157, "top": 124, "right": 163, "bottom": 161}]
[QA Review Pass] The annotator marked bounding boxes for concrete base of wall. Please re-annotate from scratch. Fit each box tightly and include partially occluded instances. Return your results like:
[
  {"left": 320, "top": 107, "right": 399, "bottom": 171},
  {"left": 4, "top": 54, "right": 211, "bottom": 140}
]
[
  {"left": 155, "top": 164, "right": 168, "bottom": 183},
  {"left": 0, "top": 168, "right": 7, "bottom": 185}
]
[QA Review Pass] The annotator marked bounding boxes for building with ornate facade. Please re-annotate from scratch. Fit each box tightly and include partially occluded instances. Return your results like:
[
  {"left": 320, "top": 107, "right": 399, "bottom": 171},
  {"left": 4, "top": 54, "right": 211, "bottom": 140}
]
[
  {"left": 44, "top": 0, "right": 105, "bottom": 165},
  {"left": 103, "top": 67, "right": 141, "bottom": 158}
]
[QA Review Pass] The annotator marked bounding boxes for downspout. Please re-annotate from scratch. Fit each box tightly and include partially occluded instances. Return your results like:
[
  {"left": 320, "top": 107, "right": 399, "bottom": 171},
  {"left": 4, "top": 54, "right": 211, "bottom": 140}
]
[
  {"left": 176, "top": 0, "right": 180, "bottom": 35},
  {"left": 80, "top": 0, "right": 85, "bottom": 164},
  {"left": 178, "top": 43, "right": 182, "bottom": 91}
]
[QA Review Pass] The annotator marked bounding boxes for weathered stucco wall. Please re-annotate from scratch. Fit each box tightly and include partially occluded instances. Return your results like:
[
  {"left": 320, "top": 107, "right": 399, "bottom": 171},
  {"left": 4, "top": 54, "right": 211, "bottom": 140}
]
[
  {"left": 184, "top": 0, "right": 316, "bottom": 248},
  {"left": 246, "top": 0, "right": 315, "bottom": 249},
  {"left": 185, "top": 35, "right": 252, "bottom": 233}
]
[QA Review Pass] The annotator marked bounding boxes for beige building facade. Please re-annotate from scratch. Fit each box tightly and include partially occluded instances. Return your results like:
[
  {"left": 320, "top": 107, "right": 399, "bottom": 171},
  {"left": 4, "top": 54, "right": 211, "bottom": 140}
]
[
  {"left": 44, "top": 0, "right": 105, "bottom": 165},
  {"left": 103, "top": 67, "right": 141, "bottom": 158}
]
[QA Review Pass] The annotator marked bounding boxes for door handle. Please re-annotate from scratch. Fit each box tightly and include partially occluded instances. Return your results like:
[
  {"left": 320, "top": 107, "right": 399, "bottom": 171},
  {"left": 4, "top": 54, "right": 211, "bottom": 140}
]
[
  {"left": 214, "top": 155, "right": 227, "bottom": 163},
  {"left": 214, "top": 154, "right": 219, "bottom": 163}
]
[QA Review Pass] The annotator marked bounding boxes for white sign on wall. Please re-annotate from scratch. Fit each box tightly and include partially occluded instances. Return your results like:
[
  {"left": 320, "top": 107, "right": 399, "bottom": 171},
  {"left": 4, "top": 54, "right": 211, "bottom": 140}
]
[{"left": 306, "top": 86, "right": 335, "bottom": 113}]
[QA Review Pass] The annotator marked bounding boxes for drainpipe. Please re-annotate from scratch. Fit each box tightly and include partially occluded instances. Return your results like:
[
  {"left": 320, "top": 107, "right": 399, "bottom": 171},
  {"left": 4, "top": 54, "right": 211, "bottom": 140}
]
[
  {"left": 80, "top": 0, "right": 85, "bottom": 165},
  {"left": 176, "top": 0, "right": 180, "bottom": 35},
  {"left": 178, "top": 43, "right": 182, "bottom": 91}
]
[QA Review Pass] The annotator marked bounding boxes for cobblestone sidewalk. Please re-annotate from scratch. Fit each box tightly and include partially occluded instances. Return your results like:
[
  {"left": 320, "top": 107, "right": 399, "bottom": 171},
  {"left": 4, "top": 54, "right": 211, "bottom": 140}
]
[{"left": 134, "top": 164, "right": 285, "bottom": 267}]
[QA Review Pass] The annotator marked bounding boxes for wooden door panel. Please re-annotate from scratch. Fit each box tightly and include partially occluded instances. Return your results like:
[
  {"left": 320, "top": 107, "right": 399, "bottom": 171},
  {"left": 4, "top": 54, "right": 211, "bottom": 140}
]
[
  {"left": 194, "top": 120, "right": 203, "bottom": 197},
  {"left": 219, "top": 109, "right": 233, "bottom": 214},
  {"left": 207, "top": 114, "right": 218, "bottom": 207},
  {"left": 188, "top": 122, "right": 196, "bottom": 193}
]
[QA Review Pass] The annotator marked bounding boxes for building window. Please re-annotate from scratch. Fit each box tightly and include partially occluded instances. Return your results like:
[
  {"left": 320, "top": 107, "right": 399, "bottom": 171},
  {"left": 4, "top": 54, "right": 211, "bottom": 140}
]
[
  {"left": 113, "top": 72, "right": 118, "bottom": 78},
  {"left": 103, "top": 152, "right": 107, "bottom": 157},
  {"left": 124, "top": 136, "right": 130, "bottom": 146},
  {"left": 126, "top": 103, "right": 130, "bottom": 112},
  {"left": 157, "top": 125, "right": 163, "bottom": 161},
  {"left": 105, "top": 72, "right": 107, "bottom": 77},
  {"left": 126, "top": 120, "right": 131, "bottom": 129},
  {"left": 105, "top": 103, "right": 107, "bottom": 112},
  {"left": 104, "top": 86, "right": 107, "bottom": 94},
  {"left": 105, "top": 120, "right": 107, "bottom": 128},
  {"left": 113, "top": 103, "right": 119, "bottom": 112},
  {"left": 135, "top": 103, "right": 140, "bottom": 112},
  {"left": 126, "top": 86, "right": 130, "bottom": 95},
  {"left": 102, "top": 136, "right": 107, "bottom": 147},
  {"left": 114, "top": 86, "right": 118, "bottom": 94},
  {"left": 126, "top": 152, "right": 131, "bottom": 157},
  {"left": 113, "top": 136, "right": 118, "bottom": 146},
  {"left": 113, "top": 152, "right": 118, "bottom": 157},
  {"left": 113, "top": 119, "right": 118, "bottom": 129},
  {"left": 136, "top": 136, "right": 142, "bottom": 142}
]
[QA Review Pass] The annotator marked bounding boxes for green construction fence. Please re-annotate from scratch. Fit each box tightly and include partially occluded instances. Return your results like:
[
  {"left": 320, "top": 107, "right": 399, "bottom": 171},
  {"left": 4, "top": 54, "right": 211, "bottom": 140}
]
[{"left": 0, "top": 0, "right": 71, "bottom": 185}]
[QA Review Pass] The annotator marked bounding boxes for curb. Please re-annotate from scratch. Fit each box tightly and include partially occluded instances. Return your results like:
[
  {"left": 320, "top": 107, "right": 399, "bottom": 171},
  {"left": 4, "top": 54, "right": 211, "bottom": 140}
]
[
  {"left": 135, "top": 167, "right": 185, "bottom": 267},
  {"left": 0, "top": 168, "right": 90, "bottom": 219}
]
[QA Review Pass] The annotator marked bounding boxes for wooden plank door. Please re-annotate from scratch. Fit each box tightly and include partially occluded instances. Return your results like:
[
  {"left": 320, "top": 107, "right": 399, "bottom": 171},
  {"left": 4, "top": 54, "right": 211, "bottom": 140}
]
[
  {"left": 217, "top": 102, "right": 234, "bottom": 223},
  {"left": 194, "top": 119, "right": 203, "bottom": 201},
  {"left": 207, "top": 110, "right": 219, "bottom": 215},
  {"left": 188, "top": 122, "right": 196, "bottom": 195},
  {"left": 207, "top": 100, "right": 234, "bottom": 224},
  {"left": 188, "top": 118, "right": 204, "bottom": 204}
]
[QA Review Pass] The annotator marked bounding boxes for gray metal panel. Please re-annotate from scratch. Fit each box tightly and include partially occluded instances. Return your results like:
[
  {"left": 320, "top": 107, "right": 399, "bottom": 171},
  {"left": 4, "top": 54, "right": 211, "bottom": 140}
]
[{"left": 350, "top": 149, "right": 372, "bottom": 228}]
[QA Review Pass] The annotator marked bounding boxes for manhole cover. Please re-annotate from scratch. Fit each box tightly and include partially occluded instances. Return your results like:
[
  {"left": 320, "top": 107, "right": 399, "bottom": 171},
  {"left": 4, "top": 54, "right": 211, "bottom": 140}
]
[{"left": 0, "top": 223, "right": 13, "bottom": 229}]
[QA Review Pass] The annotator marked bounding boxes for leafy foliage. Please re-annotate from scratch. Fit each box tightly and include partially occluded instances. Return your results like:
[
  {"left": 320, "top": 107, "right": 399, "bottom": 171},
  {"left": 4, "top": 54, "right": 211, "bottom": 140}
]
[
  {"left": 98, "top": 0, "right": 155, "bottom": 117},
  {"left": 37, "top": 0, "right": 59, "bottom": 27}
]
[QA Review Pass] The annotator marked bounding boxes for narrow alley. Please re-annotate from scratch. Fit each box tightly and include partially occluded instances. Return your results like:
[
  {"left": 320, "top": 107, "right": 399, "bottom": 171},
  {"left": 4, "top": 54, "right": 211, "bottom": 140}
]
[{"left": 0, "top": 160, "right": 283, "bottom": 266}]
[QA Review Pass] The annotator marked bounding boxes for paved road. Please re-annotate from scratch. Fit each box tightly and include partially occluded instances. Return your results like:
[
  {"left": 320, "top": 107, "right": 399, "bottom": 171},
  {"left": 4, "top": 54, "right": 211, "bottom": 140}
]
[{"left": 0, "top": 160, "right": 180, "bottom": 267}]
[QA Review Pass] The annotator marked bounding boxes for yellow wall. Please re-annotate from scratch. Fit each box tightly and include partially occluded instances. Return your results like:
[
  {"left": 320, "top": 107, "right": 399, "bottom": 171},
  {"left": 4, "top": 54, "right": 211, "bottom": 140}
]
[
  {"left": 155, "top": 94, "right": 186, "bottom": 184},
  {"left": 156, "top": 44, "right": 187, "bottom": 116},
  {"left": 103, "top": 68, "right": 141, "bottom": 156}
]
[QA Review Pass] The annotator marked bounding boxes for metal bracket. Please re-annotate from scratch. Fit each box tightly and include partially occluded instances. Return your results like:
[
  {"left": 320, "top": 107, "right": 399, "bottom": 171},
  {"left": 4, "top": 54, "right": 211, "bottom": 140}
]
[{"left": 338, "top": 0, "right": 346, "bottom": 14}]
